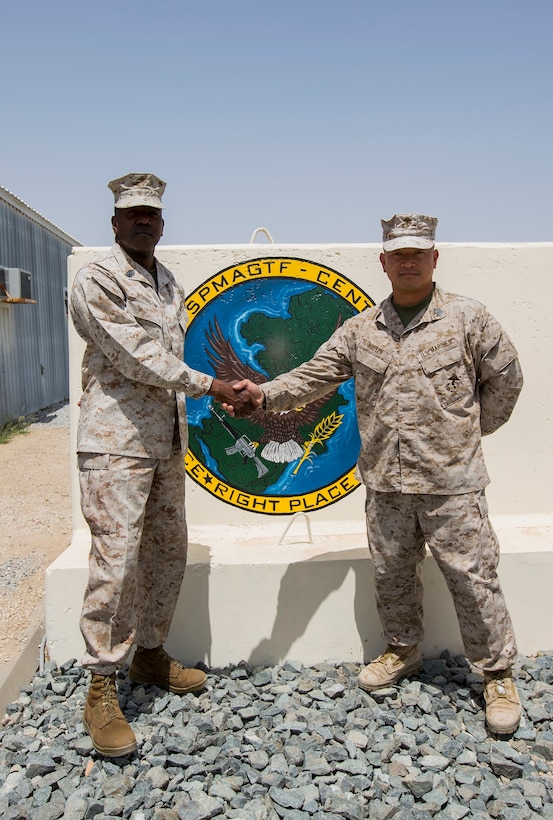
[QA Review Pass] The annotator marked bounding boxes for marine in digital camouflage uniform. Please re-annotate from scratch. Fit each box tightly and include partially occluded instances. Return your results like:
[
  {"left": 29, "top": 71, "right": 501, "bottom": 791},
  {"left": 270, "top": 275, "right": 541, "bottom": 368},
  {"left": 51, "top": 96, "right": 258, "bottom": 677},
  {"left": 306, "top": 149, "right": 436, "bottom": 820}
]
[
  {"left": 230, "top": 213, "right": 523, "bottom": 736},
  {"left": 70, "top": 173, "right": 255, "bottom": 756}
]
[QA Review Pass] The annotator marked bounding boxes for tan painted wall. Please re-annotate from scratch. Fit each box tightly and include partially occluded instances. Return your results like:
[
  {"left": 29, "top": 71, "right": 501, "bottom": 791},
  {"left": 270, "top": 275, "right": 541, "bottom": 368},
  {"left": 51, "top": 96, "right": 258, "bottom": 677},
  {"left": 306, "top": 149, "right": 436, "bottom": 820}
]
[
  {"left": 68, "top": 241, "right": 553, "bottom": 527},
  {"left": 45, "top": 242, "right": 552, "bottom": 666}
]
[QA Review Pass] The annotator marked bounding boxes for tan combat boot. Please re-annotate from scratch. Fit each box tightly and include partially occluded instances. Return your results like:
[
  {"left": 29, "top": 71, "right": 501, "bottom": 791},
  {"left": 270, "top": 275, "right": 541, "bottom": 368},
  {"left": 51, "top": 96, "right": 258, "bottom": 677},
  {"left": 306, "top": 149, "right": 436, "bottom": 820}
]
[
  {"left": 129, "top": 646, "right": 207, "bottom": 694},
  {"left": 358, "top": 644, "right": 423, "bottom": 691},
  {"left": 484, "top": 669, "right": 522, "bottom": 735},
  {"left": 83, "top": 673, "right": 137, "bottom": 757}
]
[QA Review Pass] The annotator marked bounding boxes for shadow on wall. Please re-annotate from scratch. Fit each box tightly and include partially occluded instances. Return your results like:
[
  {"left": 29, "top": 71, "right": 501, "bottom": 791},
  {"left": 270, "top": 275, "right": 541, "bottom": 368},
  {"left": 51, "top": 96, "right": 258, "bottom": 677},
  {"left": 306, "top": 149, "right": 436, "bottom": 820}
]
[
  {"left": 246, "top": 552, "right": 375, "bottom": 666},
  {"left": 167, "top": 543, "right": 464, "bottom": 668}
]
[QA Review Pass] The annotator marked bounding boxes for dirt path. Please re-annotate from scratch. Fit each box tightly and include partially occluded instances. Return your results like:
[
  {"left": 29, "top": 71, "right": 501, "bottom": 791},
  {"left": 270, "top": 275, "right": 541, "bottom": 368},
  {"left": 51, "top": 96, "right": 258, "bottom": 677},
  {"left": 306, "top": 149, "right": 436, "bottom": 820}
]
[{"left": 0, "top": 427, "right": 71, "bottom": 667}]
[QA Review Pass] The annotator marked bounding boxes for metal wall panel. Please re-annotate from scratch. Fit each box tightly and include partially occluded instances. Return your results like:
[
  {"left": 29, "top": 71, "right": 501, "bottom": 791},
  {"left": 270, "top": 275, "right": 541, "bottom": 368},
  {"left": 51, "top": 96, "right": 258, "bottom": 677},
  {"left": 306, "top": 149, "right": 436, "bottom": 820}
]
[{"left": 0, "top": 189, "right": 80, "bottom": 425}]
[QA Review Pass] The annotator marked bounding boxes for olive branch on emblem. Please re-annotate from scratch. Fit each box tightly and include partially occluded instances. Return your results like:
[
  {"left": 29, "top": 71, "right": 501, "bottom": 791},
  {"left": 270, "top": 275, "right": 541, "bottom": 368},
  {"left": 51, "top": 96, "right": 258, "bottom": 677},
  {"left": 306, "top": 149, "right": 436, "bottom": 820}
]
[{"left": 292, "top": 411, "right": 344, "bottom": 475}]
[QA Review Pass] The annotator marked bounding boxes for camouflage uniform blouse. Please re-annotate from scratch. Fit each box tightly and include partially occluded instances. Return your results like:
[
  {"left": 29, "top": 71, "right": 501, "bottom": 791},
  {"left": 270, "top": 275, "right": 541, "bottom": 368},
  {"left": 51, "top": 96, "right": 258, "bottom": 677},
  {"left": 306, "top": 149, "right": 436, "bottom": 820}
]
[
  {"left": 262, "top": 286, "right": 523, "bottom": 494},
  {"left": 70, "top": 244, "right": 212, "bottom": 458}
]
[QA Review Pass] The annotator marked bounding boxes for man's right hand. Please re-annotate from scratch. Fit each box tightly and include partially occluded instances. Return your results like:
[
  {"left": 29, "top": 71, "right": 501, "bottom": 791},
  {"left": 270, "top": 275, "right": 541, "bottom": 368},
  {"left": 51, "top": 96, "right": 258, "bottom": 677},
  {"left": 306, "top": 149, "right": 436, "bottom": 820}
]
[
  {"left": 209, "top": 379, "right": 260, "bottom": 418},
  {"left": 220, "top": 379, "right": 264, "bottom": 418}
]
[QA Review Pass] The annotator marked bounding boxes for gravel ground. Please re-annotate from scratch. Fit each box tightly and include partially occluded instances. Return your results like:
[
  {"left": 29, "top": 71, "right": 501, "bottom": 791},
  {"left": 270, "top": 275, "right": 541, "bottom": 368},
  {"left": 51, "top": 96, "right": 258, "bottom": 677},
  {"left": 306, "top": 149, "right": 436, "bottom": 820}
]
[
  {"left": 2, "top": 402, "right": 70, "bottom": 592},
  {"left": 0, "top": 556, "right": 40, "bottom": 597},
  {"left": 26, "top": 401, "right": 71, "bottom": 430},
  {"left": 1, "top": 652, "right": 553, "bottom": 819},
  {"left": 0, "top": 404, "right": 71, "bottom": 664},
  {"left": 3, "top": 406, "right": 552, "bottom": 816}
]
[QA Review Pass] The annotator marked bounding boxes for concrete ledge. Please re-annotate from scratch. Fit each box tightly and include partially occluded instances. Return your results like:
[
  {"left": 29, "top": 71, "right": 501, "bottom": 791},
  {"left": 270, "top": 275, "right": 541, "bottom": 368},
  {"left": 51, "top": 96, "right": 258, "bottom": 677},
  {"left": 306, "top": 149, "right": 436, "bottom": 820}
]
[
  {"left": 45, "top": 517, "right": 553, "bottom": 668},
  {"left": 57, "top": 244, "right": 553, "bottom": 671},
  {"left": 0, "top": 606, "right": 44, "bottom": 718}
]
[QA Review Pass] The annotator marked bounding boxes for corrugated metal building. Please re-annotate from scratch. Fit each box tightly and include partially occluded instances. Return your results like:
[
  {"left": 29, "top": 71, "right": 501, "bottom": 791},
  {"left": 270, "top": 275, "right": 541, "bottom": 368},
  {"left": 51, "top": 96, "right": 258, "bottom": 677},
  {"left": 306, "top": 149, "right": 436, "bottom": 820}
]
[{"left": 0, "top": 186, "right": 81, "bottom": 425}]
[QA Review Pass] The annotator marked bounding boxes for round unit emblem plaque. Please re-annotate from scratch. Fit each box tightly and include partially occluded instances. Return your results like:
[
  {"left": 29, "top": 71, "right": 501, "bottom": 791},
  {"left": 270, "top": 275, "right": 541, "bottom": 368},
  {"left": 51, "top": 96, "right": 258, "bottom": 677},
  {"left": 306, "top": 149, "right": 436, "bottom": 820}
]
[{"left": 184, "top": 257, "right": 374, "bottom": 515}]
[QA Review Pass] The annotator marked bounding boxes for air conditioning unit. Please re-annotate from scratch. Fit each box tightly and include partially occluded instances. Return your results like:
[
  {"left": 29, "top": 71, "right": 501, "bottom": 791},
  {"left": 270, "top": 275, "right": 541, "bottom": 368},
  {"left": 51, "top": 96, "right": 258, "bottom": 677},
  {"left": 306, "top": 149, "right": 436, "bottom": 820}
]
[
  {"left": 0, "top": 267, "right": 33, "bottom": 300},
  {"left": 0, "top": 266, "right": 8, "bottom": 298}
]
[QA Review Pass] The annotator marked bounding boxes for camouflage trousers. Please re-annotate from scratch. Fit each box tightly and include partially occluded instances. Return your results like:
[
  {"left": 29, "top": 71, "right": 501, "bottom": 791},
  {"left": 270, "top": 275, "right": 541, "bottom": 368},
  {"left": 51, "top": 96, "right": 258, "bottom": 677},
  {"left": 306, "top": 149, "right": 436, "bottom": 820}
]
[
  {"left": 78, "top": 448, "right": 187, "bottom": 675},
  {"left": 365, "top": 489, "right": 517, "bottom": 672}
]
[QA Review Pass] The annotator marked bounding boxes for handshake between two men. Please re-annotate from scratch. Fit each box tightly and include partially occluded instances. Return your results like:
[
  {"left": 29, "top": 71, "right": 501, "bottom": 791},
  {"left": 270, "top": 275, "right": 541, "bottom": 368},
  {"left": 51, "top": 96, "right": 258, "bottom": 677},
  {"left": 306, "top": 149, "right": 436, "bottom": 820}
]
[{"left": 209, "top": 379, "right": 262, "bottom": 418}]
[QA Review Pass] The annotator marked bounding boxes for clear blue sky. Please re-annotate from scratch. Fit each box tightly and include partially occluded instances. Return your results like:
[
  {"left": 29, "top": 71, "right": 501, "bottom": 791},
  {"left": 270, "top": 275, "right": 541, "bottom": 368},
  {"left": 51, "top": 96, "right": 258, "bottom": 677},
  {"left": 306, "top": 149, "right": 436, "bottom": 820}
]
[{"left": 2, "top": 0, "right": 552, "bottom": 246}]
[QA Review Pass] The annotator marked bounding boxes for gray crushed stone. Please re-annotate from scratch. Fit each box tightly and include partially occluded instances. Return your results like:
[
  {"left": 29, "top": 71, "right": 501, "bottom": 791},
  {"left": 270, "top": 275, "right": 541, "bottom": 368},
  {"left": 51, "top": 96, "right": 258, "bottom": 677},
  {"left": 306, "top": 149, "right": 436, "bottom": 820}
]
[
  {"left": 1, "top": 651, "right": 553, "bottom": 818},
  {"left": 26, "top": 401, "right": 70, "bottom": 430},
  {"left": 0, "top": 556, "right": 40, "bottom": 595}
]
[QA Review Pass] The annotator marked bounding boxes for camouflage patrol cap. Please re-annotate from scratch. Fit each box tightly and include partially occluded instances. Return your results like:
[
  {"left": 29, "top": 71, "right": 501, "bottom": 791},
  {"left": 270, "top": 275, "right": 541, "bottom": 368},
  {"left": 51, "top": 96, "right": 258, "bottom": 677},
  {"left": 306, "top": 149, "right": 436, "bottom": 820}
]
[
  {"left": 381, "top": 213, "right": 438, "bottom": 251},
  {"left": 108, "top": 172, "right": 166, "bottom": 209}
]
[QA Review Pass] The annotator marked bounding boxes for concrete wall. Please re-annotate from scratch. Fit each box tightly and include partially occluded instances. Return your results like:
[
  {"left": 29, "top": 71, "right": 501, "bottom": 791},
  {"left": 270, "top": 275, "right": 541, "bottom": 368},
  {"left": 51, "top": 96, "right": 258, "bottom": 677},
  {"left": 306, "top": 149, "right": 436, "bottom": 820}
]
[{"left": 45, "top": 242, "right": 553, "bottom": 667}]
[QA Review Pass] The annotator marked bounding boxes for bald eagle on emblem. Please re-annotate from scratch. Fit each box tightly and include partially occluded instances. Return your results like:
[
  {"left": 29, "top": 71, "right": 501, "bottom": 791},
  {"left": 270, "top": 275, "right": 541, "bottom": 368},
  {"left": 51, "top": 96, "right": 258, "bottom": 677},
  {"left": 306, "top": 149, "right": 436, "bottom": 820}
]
[{"left": 204, "top": 318, "right": 339, "bottom": 464}]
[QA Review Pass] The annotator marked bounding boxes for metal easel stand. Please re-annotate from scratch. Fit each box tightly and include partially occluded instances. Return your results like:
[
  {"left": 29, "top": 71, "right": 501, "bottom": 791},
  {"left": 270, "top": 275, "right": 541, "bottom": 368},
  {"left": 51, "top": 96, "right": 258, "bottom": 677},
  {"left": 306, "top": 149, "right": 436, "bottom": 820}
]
[
  {"left": 279, "top": 512, "right": 313, "bottom": 545},
  {"left": 249, "top": 227, "right": 275, "bottom": 244}
]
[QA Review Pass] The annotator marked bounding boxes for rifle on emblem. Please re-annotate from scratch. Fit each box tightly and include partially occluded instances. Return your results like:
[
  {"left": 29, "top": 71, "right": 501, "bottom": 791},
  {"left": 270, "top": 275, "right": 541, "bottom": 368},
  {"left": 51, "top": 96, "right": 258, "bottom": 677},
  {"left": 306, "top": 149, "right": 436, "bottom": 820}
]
[{"left": 210, "top": 405, "right": 269, "bottom": 478}]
